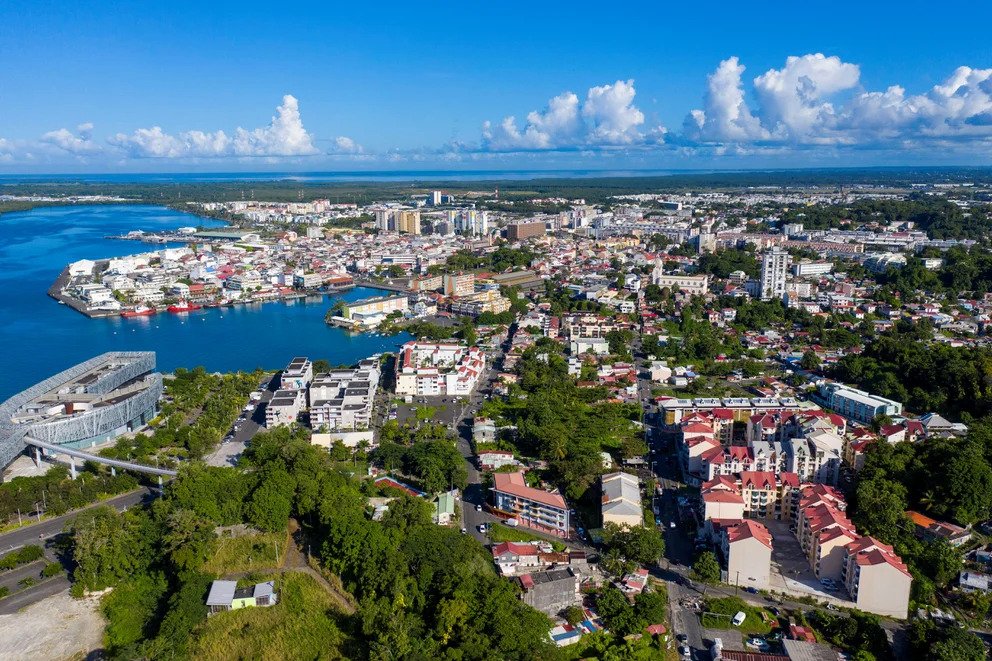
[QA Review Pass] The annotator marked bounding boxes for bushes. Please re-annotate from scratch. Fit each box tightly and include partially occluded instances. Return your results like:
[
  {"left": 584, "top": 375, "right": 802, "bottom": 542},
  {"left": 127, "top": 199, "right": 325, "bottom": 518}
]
[
  {"left": 41, "top": 562, "right": 62, "bottom": 578},
  {"left": 0, "top": 545, "right": 44, "bottom": 570},
  {"left": 0, "top": 467, "right": 138, "bottom": 523},
  {"left": 701, "top": 597, "right": 772, "bottom": 635}
]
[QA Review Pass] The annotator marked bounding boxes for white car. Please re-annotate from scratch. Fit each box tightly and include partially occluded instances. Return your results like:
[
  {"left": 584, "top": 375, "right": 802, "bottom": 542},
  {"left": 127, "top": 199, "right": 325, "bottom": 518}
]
[{"left": 475, "top": 504, "right": 482, "bottom": 512}]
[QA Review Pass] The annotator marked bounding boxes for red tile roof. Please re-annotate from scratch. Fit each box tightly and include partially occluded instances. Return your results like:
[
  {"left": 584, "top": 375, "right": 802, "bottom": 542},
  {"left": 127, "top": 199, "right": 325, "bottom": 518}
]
[{"left": 493, "top": 471, "right": 567, "bottom": 510}]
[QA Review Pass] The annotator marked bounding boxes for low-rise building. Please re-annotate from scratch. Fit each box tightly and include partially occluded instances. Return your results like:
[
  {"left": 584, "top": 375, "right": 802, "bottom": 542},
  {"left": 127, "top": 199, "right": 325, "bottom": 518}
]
[
  {"left": 206, "top": 580, "right": 278, "bottom": 613},
  {"left": 601, "top": 472, "right": 642, "bottom": 528},
  {"left": 515, "top": 567, "right": 578, "bottom": 616},
  {"left": 492, "top": 471, "right": 569, "bottom": 538},
  {"left": 280, "top": 356, "right": 313, "bottom": 391}
]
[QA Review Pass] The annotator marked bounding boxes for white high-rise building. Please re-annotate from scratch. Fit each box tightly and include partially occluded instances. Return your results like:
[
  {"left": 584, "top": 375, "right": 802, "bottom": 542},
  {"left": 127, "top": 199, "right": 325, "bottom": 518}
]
[
  {"left": 760, "top": 248, "right": 790, "bottom": 301},
  {"left": 429, "top": 191, "right": 443, "bottom": 206}
]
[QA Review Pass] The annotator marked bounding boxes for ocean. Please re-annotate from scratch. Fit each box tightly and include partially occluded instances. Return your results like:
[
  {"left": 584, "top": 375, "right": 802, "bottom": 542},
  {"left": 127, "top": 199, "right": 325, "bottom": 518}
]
[{"left": 0, "top": 204, "right": 409, "bottom": 401}]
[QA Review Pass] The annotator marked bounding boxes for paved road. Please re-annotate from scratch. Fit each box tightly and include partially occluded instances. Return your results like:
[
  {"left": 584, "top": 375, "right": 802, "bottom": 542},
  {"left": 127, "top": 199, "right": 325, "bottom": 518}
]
[
  {"left": 0, "top": 488, "right": 155, "bottom": 553},
  {"left": 0, "top": 487, "right": 156, "bottom": 613},
  {"left": 0, "top": 575, "right": 70, "bottom": 615},
  {"left": 205, "top": 374, "right": 275, "bottom": 467}
]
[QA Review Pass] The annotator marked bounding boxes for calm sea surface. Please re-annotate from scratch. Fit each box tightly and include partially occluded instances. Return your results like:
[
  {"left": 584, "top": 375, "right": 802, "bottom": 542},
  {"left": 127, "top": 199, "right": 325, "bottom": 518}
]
[{"left": 0, "top": 204, "right": 408, "bottom": 400}]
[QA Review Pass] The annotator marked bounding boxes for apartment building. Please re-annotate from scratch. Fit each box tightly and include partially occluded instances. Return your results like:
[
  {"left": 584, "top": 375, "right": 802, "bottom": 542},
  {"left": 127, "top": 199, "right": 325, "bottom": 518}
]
[
  {"left": 600, "top": 472, "right": 642, "bottom": 528},
  {"left": 759, "top": 247, "right": 790, "bottom": 301},
  {"left": 720, "top": 519, "right": 773, "bottom": 590},
  {"left": 394, "top": 341, "right": 486, "bottom": 397},
  {"left": 341, "top": 295, "right": 409, "bottom": 326},
  {"left": 308, "top": 359, "right": 380, "bottom": 431},
  {"left": 817, "top": 383, "right": 903, "bottom": 424},
  {"left": 280, "top": 356, "right": 313, "bottom": 391},
  {"left": 492, "top": 471, "right": 569, "bottom": 538},
  {"left": 396, "top": 210, "right": 421, "bottom": 235},
  {"left": 449, "top": 290, "right": 512, "bottom": 317},
  {"left": 265, "top": 389, "right": 305, "bottom": 427},
  {"left": 444, "top": 273, "right": 475, "bottom": 297},
  {"left": 841, "top": 536, "right": 912, "bottom": 619},
  {"left": 506, "top": 220, "right": 546, "bottom": 241}
]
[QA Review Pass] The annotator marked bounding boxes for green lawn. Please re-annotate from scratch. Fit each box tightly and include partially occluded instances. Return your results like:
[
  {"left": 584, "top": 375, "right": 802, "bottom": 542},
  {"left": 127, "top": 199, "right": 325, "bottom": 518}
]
[
  {"left": 488, "top": 523, "right": 566, "bottom": 552},
  {"left": 202, "top": 531, "right": 288, "bottom": 575},
  {"left": 701, "top": 596, "right": 774, "bottom": 635},
  {"left": 193, "top": 572, "right": 348, "bottom": 660}
]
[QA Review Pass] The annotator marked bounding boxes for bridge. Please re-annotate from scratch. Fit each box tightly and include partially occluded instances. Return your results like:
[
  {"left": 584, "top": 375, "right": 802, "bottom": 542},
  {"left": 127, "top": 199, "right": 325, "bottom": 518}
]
[{"left": 24, "top": 437, "right": 177, "bottom": 482}]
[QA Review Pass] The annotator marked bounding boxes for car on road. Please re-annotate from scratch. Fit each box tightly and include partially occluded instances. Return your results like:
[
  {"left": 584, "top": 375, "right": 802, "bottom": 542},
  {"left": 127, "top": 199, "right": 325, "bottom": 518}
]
[
  {"left": 477, "top": 524, "right": 487, "bottom": 533},
  {"left": 475, "top": 504, "right": 482, "bottom": 512},
  {"left": 460, "top": 527, "right": 467, "bottom": 534},
  {"left": 676, "top": 634, "right": 687, "bottom": 643},
  {"left": 678, "top": 645, "right": 691, "bottom": 658}
]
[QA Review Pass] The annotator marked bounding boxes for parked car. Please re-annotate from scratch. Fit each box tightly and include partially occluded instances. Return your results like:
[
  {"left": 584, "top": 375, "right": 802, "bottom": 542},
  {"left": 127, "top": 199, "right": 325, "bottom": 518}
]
[
  {"left": 460, "top": 527, "right": 467, "bottom": 534},
  {"left": 475, "top": 504, "right": 482, "bottom": 512}
]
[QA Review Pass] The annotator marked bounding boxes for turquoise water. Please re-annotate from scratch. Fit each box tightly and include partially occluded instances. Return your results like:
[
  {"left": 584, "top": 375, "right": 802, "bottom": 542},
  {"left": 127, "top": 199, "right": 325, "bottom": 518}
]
[{"left": 0, "top": 204, "right": 408, "bottom": 400}]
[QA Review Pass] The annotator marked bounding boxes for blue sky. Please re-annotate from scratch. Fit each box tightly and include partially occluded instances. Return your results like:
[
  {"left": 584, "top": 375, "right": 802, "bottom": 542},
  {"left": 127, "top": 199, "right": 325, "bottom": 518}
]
[{"left": 2, "top": 0, "right": 992, "bottom": 172}]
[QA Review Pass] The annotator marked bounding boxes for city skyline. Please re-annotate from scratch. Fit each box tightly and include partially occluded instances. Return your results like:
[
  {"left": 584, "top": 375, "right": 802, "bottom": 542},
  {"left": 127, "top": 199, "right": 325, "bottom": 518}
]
[{"left": 3, "top": 1, "right": 992, "bottom": 171}]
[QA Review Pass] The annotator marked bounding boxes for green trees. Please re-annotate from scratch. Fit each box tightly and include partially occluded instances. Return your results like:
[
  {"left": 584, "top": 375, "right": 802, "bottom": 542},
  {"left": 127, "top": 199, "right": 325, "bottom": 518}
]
[
  {"left": 163, "top": 509, "right": 215, "bottom": 573},
  {"left": 800, "top": 350, "right": 821, "bottom": 371},
  {"left": 67, "top": 506, "right": 155, "bottom": 591},
  {"left": 833, "top": 320, "right": 992, "bottom": 419},
  {"left": 601, "top": 523, "right": 665, "bottom": 567},
  {"left": 692, "top": 551, "right": 721, "bottom": 583},
  {"left": 909, "top": 620, "right": 987, "bottom": 661}
]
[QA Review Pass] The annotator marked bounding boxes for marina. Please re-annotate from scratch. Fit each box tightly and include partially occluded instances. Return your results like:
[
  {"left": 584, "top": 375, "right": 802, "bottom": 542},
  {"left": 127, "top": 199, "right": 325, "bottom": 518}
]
[{"left": 0, "top": 204, "right": 409, "bottom": 401}]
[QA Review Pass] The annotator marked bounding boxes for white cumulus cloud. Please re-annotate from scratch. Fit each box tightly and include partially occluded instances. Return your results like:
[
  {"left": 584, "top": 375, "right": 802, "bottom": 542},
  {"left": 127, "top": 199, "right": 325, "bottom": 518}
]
[
  {"left": 684, "top": 57, "right": 767, "bottom": 142},
  {"left": 109, "top": 95, "right": 325, "bottom": 158},
  {"left": 330, "top": 136, "right": 364, "bottom": 154},
  {"left": 41, "top": 122, "right": 101, "bottom": 154},
  {"left": 482, "top": 80, "right": 662, "bottom": 151},
  {"left": 752, "top": 53, "right": 861, "bottom": 141},
  {"left": 685, "top": 54, "right": 992, "bottom": 153}
]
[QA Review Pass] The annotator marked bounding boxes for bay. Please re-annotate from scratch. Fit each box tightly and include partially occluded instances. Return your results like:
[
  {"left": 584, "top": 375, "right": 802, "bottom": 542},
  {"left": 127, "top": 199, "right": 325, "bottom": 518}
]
[{"left": 0, "top": 204, "right": 408, "bottom": 400}]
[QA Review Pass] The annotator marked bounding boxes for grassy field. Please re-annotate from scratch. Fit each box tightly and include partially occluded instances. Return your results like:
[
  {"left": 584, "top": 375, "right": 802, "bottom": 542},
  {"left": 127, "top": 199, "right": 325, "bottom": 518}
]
[
  {"left": 202, "top": 531, "right": 289, "bottom": 575},
  {"left": 701, "top": 596, "right": 774, "bottom": 635},
  {"left": 193, "top": 572, "right": 349, "bottom": 660},
  {"left": 488, "top": 523, "right": 566, "bottom": 552}
]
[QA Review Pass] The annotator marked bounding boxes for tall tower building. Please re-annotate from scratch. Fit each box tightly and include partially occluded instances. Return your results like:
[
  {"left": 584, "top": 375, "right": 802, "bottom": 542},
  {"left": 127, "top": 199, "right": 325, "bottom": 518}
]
[
  {"left": 396, "top": 210, "right": 421, "bottom": 235},
  {"left": 760, "top": 247, "right": 790, "bottom": 301}
]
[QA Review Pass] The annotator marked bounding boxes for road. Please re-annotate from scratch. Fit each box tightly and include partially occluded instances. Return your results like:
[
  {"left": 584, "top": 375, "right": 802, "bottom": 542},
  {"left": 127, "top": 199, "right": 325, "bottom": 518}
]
[
  {"left": 0, "top": 487, "right": 156, "bottom": 613},
  {"left": 205, "top": 373, "right": 275, "bottom": 467}
]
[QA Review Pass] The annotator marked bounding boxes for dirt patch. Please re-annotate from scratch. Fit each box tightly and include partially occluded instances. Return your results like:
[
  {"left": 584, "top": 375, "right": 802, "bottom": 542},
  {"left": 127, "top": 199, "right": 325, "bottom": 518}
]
[{"left": 0, "top": 591, "right": 105, "bottom": 660}]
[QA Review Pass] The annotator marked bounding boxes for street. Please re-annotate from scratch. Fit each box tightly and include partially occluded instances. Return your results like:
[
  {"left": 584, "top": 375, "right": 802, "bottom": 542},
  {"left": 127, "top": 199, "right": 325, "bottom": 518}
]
[
  {"left": 205, "top": 373, "right": 276, "bottom": 467},
  {"left": 0, "top": 487, "right": 156, "bottom": 614}
]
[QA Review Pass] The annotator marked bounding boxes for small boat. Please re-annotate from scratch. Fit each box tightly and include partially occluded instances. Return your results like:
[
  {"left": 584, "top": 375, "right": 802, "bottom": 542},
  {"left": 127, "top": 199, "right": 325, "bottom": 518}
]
[
  {"left": 167, "top": 301, "right": 202, "bottom": 313},
  {"left": 121, "top": 306, "right": 156, "bottom": 318}
]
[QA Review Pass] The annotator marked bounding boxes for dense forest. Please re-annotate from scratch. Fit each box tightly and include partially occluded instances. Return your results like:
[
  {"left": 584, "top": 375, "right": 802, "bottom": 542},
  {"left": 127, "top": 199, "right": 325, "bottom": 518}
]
[
  {"left": 781, "top": 198, "right": 992, "bottom": 240},
  {"left": 832, "top": 320, "right": 992, "bottom": 419},
  {"left": 4, "top": 167, "right": 992, "bottom": 209}
]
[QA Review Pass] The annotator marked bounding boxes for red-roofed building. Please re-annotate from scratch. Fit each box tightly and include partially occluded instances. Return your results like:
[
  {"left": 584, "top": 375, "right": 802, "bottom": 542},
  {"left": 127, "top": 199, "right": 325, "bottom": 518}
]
[
  {"left": 720, "top": 519, "right": 773, "bottom": 590},
  {"left": 842, "top": 536, "right": 912, "bottom": 618},
  {"left": 492, "top": 471, "right": 570, "bottom": 538}
]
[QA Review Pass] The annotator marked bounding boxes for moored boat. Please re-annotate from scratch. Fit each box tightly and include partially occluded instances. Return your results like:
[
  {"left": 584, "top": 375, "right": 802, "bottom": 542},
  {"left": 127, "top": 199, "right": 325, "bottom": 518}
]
[{"left": 121, "top": 306, "right": 156, "bottom": 318}]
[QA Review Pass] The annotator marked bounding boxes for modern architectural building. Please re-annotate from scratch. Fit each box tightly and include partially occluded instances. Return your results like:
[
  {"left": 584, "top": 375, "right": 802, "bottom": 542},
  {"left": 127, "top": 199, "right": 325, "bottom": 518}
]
[
  {"left": 760, "top": 247, "right": 790, "bottom": 301},
  {"left": 265, "top": 389, "right": 305, "bottom": 428},
  {"left": 396, "top": 210, "right": 421, "bottom": 235},
  {"left": 492, "top": 470, "right": 569, "bottom": 538},
  {"left": 341, "top": 295, "right": 409, "bottom": 327},
  {"left": 394, "top": 341, "right": 486, "bottom": 397},
  {"left": 0, "top": 352, "right": 163, "bottom": 469}
]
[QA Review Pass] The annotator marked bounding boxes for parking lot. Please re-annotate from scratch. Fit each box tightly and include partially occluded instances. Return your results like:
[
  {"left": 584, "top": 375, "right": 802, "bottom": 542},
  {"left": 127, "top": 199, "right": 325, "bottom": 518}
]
[{"left": 765, "top": 519, "right": 851, "bottom": 607}]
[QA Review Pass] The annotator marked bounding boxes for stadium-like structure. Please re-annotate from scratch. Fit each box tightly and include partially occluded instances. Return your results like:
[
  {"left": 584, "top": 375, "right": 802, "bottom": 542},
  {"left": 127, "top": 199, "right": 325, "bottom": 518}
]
[{"left": 0, "top": 352, "right": 163, "bottom": 471}]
